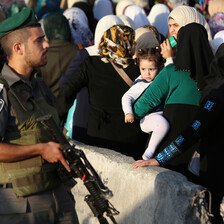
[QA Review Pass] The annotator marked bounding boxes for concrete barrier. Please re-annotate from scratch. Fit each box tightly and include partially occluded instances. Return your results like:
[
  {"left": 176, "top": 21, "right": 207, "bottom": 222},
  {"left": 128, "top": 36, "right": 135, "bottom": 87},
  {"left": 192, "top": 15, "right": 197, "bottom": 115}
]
[{"left": 71, "top": 141, "right": 211, "bottom": 224}]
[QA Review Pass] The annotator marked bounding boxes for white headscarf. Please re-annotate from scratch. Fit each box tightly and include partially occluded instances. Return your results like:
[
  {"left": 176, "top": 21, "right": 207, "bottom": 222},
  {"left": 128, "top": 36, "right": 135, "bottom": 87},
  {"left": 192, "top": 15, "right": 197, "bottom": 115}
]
[
  {"left": 147, "top": 4, "right": 170, "bottom": 37},
  {"left": 133, "top": 0, "right": 149, "bottom": 10},
  {"left": 124, "top": 5, "right": 150, "bottom": 28},
  {"left": 213, "top": 30, "right": 224, "bottom": 53},
  {"left": 115, "top": 0, "right": 135, "bottom": 16},
  {"left": 133, "top": 27, "right": 159, "bottom": 58},
  {"left": 118, "top": 14, "right": 137, "bottom": 30},
  {"left": 169, "top": 6, "right": 212, "bottom": 41},
  {"left": 85, "top": 15, "right": 124, "bottom": 56},
  {"left": 93, "top": 0, "right": 114, "bottom": 21},
  {"left": 63, "top": 7, "right": 93, "bottom": 47},
  {"left": 168, "top": 0, "right": 188, "bottom": 9},
  {"left": 169, "top": 5, "right": 214, "bottom": 52}
]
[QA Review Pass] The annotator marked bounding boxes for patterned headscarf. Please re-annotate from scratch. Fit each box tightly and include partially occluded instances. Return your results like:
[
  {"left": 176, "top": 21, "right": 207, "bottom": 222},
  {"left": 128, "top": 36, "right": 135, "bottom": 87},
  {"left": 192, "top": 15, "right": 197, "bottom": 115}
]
[
  {"left": 99, "top": 25, "right": 135, "bottom": 68},
  {"left": 208, "top": 13, "right": 224, "bottom": 38}
]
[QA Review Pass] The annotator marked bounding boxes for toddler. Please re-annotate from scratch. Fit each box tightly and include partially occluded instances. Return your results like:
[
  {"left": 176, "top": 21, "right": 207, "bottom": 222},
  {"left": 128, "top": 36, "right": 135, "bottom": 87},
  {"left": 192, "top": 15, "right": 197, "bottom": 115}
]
[{"left": 122, "top": 47, "right": 170, "bottom": 160}]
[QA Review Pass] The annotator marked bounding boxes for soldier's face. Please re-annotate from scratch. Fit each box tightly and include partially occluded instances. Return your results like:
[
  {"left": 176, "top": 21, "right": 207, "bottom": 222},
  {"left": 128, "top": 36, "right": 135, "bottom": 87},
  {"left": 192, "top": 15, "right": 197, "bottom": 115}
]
[{"left": 24, "top": 27, "right": 49, "bottom": 68}]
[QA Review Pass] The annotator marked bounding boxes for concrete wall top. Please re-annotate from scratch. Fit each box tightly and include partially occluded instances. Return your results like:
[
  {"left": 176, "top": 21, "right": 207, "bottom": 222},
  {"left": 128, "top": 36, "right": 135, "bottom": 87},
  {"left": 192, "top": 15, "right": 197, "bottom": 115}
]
[{"left": 70, "top": 140, "right": 211, "bottom": 224}]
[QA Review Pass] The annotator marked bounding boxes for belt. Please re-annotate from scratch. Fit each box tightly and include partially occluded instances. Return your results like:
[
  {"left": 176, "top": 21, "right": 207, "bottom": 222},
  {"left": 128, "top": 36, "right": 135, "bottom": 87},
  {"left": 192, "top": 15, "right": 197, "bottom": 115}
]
[{"left": 0, "top": 183, "right": 13, "bottom": 188}]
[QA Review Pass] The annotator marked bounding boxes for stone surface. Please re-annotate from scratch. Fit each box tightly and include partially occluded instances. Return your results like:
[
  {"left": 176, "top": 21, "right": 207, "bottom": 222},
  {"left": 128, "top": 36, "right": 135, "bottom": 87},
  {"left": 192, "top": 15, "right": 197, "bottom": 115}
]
[{"left": 70, "top": 141, "right": 211, "bottom": 224}]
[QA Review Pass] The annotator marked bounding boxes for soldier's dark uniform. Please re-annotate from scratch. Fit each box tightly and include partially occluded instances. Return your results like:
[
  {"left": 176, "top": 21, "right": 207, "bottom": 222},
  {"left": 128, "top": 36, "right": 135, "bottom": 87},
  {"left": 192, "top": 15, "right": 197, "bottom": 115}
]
[{"left": 0, "top": 8, "right": 79, "bottom": 224}]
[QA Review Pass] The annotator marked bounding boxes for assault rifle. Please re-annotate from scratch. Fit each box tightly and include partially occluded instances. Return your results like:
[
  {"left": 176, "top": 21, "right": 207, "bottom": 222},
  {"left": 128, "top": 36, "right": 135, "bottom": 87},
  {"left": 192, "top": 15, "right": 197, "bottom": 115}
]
[{"left": 36, "top": 114, "right": 119, "bottom": 224}]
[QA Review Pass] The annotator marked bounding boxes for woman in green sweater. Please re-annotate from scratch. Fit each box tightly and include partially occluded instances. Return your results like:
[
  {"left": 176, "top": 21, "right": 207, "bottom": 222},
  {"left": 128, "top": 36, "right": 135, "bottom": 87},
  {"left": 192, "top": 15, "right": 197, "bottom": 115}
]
[{"left": 133, "top": 23, "right": 214, "bottom": 178}]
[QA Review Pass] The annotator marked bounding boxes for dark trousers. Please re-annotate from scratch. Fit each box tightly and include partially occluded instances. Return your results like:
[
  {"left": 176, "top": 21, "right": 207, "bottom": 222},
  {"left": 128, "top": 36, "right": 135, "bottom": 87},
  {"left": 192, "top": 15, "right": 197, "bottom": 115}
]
[{"left": 0, "top": 184, "right": 79, "bottom": 224}]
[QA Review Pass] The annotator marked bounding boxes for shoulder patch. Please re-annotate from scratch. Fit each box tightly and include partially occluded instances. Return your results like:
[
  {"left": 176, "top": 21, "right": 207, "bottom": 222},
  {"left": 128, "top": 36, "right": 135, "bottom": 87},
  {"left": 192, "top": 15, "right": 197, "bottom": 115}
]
[{"left": 0, "top": 99, "right": 4, "bottom": 112}]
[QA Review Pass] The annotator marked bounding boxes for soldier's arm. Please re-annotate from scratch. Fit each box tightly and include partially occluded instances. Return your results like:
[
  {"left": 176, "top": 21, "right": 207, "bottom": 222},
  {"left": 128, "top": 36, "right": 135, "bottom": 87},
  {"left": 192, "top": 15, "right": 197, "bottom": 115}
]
[{"left": 0, "top": 142, "right": 70, "bottom": 172}]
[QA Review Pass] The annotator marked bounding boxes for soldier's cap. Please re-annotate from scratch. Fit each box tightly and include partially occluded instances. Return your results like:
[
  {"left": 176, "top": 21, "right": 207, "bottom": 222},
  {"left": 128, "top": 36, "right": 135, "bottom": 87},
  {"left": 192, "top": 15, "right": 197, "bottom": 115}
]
[{"left": 0, "top": 8, "right": 39, "bottom": 39}]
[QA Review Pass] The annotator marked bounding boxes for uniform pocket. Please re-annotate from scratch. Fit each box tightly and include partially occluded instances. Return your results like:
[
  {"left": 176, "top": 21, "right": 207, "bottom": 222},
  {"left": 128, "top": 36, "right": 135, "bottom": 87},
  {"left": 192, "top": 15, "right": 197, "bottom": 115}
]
[{"left": 0, "top": 188, "right": 27, "bottom": 214}]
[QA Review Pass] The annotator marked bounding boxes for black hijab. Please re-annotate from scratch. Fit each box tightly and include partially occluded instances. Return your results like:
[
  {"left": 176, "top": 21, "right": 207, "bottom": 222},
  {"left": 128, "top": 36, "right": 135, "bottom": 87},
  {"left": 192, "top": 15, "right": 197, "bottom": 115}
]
[
  {"left": 200, "top": 43, "right": 224, "bottom": 102},
  {"left": 174, "top": 23, "right": 214, "bottom": 91}
]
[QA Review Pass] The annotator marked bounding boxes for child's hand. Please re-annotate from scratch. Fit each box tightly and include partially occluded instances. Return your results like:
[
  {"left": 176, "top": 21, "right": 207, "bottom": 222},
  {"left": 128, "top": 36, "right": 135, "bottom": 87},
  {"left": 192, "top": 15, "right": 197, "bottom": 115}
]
[{"left": 125, "top": 113, "right": 134, "bottom": 123}]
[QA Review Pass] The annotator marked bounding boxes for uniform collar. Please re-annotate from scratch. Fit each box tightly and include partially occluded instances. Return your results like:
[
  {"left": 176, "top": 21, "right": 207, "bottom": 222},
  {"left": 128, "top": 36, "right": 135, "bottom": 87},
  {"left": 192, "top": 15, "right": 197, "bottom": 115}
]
[{"left": 1, "top": 64, "right": 37, "bottom": 88}]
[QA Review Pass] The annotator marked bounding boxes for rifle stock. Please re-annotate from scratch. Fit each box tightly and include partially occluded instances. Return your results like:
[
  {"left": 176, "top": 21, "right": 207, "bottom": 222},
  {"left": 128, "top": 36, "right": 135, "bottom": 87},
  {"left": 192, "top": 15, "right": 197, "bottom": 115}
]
[{"left": 36, "top": 114, "right": 119, "bottom": 224}]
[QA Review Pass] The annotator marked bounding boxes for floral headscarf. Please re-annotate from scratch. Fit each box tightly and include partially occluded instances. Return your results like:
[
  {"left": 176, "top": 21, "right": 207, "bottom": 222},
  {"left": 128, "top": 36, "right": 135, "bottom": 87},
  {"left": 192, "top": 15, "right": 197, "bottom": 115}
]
[{"left": 99, "top": 25, "right": 135, "bottom": 68}]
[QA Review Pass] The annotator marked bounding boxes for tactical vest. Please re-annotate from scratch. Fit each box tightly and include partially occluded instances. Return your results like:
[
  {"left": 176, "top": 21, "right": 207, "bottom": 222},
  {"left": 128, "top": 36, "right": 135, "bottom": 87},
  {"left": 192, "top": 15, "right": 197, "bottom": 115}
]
[{"left": 0, "top": 75, "right": 61, "bottom": 197}]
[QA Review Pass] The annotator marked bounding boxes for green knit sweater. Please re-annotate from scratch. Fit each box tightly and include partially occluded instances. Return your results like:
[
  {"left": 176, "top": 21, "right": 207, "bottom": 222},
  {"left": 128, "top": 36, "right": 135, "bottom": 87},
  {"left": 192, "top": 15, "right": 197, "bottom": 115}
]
[{"left": 133, "top": 64, "right": 201, "bottom": 119}]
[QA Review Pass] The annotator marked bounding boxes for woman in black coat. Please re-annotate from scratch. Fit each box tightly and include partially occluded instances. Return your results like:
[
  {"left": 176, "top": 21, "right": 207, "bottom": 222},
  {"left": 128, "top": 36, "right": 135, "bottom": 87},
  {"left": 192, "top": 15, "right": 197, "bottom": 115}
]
[
  {"left": 57, "top": 25, "right": 148, "bottom": 160},
  {"left": 134, "top": 42, "right": 224, "bottom": 224}
]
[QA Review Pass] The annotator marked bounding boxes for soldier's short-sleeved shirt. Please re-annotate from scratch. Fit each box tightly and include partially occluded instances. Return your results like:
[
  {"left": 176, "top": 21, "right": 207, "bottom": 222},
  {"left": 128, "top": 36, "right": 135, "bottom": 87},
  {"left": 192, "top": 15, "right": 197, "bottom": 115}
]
[{"left": 0, "top": 64, "right": 41, "bottom": 141}]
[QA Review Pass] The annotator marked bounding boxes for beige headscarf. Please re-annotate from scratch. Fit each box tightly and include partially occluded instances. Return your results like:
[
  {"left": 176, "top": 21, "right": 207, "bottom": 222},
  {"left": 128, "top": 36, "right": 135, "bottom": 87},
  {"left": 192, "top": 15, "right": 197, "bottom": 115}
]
[
  {"left": 133, "top": 27, "right": 159, "bottom": 58},
  {"left": 169, "top": 5, "right": 214, "bottom": 52},
  {"left": 208, "top": 0, "right": 224, "bottom": 17}
]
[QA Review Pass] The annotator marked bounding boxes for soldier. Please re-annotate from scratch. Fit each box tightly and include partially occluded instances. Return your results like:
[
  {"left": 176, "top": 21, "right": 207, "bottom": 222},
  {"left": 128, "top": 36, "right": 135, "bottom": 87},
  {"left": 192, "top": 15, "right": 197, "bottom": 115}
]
[{"left": 0, "top": 8, "right": 79, "bottom": 224}]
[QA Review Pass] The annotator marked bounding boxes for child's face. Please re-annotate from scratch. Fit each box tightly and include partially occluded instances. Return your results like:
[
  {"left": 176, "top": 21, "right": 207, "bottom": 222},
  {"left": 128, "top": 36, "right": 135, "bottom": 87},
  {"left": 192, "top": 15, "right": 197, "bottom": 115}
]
[{"left": 139, "top": 59, "right": 158, "bottom": 82}]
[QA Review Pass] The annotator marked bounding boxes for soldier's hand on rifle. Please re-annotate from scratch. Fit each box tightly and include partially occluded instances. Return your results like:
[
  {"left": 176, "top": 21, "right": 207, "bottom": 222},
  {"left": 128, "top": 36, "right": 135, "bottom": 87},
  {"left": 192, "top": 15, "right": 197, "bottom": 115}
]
[{"left": 39, "top": 141, "right": 71, "bottom": 172}]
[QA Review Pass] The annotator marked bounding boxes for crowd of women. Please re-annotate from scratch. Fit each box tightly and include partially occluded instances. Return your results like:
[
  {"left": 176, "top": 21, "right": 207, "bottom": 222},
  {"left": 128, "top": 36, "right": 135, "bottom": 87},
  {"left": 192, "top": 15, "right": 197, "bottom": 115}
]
[{"left": 0, "top": 0, "right": 224, "bottom": 223}]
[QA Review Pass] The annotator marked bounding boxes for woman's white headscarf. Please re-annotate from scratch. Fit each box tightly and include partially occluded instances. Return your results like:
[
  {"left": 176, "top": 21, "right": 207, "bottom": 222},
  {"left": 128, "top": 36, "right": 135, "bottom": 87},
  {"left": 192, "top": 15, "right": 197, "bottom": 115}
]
[
  {"left": 116, "top": 0, "right": 135, "bottom": 16},
  {"left": 93, "top": 0, "right": 114, "bottom": 21},
  {"left": 167, "top": 0, "right": 188, "bottom": 9},
  {"left": 124, "top": 4, "right": 150, "bottom": 28},
  {"left": 85, "top": 15, "right": 124, "bottom": 56},
  {"left": 169, "top": 5, "right": 214, "bottom": 52},
  {"left": 169, "top": 6, "right": 212, "bottom": 41},
  {"left": 213, "top": 30, "right": 224, "bottom": 54},
  {"left": 63, "top": 7, "right": 93, "bottom": 47},
  {"left": 118, "top": 14, "right": 137, "bottom": 30},
  {"left": 147, "top": 4, "right": 170, "bottom": 37}
]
